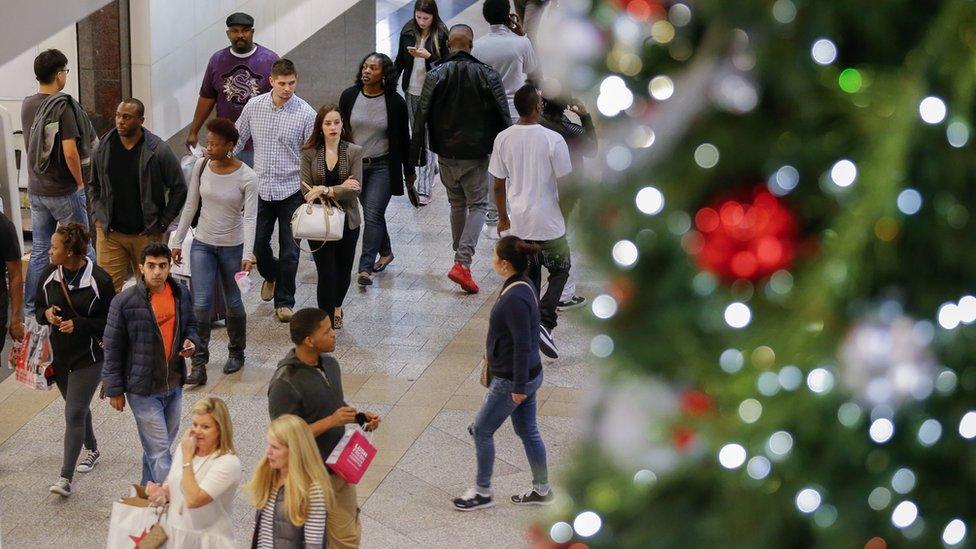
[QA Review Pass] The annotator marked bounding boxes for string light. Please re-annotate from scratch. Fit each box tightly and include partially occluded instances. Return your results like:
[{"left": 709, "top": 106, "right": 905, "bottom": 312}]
[
  {"left": 635, "top": 186, "right": 665, "bottom": 215},
  {"left": 943, "top": 519, "right": 967, "bottom": 546},
  {"left": 724, "top": 302, "right": 751, "bottom": 328},
  {"left": 891, "top": 500, "right": 919, "bottom": 529},
  {"left": 592, "top": 295, "right": 619, "bottom": 319},
  {"left": 870, "top": 418, "right": 895, "bottom": 443},
  {"left": 958, "top": 411, "right": 976, "bottom": 439},
  {"left": 718, "top": 443, "right": 747, "bottom": 469},
  {"left": 612, "top": 240, "right": 639, "bottom": 267},
  {"left": 810, "top": 38, "right": 838, "bottom": 65},
  {"left": 574, "top": 511, "right": 603, "bottom": 537},
  {"left": 795, "top": 487, "right": 822, "bottom": 514},
  {"left": 829, "top": 159, "right": 857, "bottom": 187},
  {"left": 550, "top": 522, "right": 574, "bottom": 543},
  {"left": 919, "top": 96, "right": 947, "bottom": 124}
]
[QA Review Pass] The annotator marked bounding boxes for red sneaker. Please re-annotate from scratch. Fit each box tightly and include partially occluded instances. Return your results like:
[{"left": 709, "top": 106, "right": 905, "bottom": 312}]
[{"left": 448, "top": 262, "right": 479, "bottom": 294}]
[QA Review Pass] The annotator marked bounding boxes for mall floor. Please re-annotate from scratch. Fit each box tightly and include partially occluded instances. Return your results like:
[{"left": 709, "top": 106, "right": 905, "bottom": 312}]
[{"left": 0, "top": 2, "right": 594, "bottom": 547}]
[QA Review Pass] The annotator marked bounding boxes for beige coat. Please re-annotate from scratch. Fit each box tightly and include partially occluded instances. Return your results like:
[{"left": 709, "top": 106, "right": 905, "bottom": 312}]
[{"left": 299, "top": 141, "right": 363, "bottom": 230}]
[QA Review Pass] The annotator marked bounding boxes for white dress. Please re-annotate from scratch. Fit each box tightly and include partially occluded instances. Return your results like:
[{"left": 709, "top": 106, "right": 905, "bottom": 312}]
[{"left": 165, "top": 452, "right": 243, "bottom": 549}]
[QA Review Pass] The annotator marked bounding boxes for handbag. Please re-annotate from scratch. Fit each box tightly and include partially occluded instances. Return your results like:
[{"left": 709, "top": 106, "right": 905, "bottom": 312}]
[
  {"left": 480, "top": 280, "right": 534, "bottom": 388},
  {"left": 291, "top": 182, "right": 346, "bottom": 250},
  {"left": 325, "top": 425, "right": 377, "bottom": 484},
  {"left": 106, "top": 495, "right": 168, "bottom": 549},
  {"left": 9, "top": 318, "right": 53, "bottom": 390}
]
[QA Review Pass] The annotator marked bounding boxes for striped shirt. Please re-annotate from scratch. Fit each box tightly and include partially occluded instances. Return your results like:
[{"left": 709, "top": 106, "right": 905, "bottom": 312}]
[
  {"left": 234, "top": 91, "right": 316, "bottom": 201},
  {"left": 256, "top": 482, "right": 327, "bottom": 548}
]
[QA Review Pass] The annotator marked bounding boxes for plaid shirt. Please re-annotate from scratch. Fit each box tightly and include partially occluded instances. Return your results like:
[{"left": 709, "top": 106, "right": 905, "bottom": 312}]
[{"left": 234, "top": 92, "right": 316, "bottom": 201}]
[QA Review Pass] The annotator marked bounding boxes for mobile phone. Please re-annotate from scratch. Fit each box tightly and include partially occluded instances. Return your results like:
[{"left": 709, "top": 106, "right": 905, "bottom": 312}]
[{"left": 407, "top": 46, "right": 417, "bottom": 51}]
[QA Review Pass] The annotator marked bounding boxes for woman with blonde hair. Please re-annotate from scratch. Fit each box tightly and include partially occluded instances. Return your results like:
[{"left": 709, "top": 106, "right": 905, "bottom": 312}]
[
  {"left": 146, "top": 397, "right": 243, "bottom": 548},
  {"left": 249, "top": 414, "right": 334, "bottom": 548}
]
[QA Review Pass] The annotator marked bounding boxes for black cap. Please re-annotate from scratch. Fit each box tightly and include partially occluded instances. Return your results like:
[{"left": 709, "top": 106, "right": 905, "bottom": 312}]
[{"left": 226, "top": 12, "right": 254, "bottom": 28}]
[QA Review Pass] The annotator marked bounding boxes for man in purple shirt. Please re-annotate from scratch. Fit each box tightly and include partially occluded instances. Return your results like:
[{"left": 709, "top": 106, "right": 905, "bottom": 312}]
[{"left": 185, "top": 12, "right": 278, "bottom": 166}]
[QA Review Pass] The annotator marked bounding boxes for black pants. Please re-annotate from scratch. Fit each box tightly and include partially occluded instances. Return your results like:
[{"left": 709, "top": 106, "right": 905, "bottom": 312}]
[
  {"left": 311, "top": 224, "right": 361, "bottom": 319},
  {"left": 53, "top": 363, "right": 102, "bottom": 480},
  {"left": 526, "top": 236, "right": 571, "bottom": 331},
  {"left": 255, "top": 191, "right": 303, "bottom": 308}
]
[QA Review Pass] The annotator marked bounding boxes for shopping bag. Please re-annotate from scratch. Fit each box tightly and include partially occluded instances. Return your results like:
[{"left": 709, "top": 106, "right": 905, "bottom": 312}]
[
  {"left": 170, "top": 230, "right": 193, "bottom": 279},
  {"left": 105, "top": 495, "right": 169, "bottom": 549},
  {"left": 325, "top": 425, "right": 376, "bottom": 484},
  {"left": 10, "top": 318, "right": 52, "bottom": 390}
]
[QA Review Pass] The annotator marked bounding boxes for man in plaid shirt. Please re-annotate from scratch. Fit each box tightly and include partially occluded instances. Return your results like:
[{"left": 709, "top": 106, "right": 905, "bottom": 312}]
[{"left": 234, "top": 58, "right": 315, "bottom": 322}]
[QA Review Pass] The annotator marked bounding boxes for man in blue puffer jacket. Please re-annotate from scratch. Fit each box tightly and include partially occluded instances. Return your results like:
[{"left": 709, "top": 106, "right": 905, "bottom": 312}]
[{"left": 102, "top": 242, "right": 200, "bottom": 485}]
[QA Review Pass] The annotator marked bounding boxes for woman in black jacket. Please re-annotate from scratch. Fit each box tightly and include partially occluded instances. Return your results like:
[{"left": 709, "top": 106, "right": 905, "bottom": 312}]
[
  {"left": 35, "top": 222, "right": 116, "bottom": 497},
  {"left": 340, "top": 52, "right": 416, "bottom": 287},
  {"left": 452, "top": 236, "right": 552, "bottom": 512},
  {"left": 394, "top": 0, "right": 449, "bottom": 205}
]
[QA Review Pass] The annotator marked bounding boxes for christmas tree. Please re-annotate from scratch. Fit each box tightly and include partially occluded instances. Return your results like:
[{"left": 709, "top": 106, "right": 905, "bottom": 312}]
[{"left": 535, "top": 0, "right": 976, "bottom": 546}]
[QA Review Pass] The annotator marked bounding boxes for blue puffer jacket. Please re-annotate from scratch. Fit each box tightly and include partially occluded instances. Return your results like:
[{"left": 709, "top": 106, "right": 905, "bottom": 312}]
[{"left": 102, "top": 276, "right": 199, "bottom": 397}]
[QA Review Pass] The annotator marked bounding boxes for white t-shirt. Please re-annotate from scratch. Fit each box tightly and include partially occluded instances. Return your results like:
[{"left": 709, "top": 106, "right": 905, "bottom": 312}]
[
  {"left": 166, "top": 452, "right": 243, "bottom": 549},
  {"left": 488, "top": 124, "right": 572, "bottom": 241},
  {"left": 473, "top": 25, "right": 540, "bottom": 120},
  {"left": 408, "top": 56, "right": 426, "bottom": 96}
]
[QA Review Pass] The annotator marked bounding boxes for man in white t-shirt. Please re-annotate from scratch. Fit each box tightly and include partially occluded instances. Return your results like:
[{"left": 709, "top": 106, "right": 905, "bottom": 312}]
[{"left": 489, "top": 84, "right": 572, "bottom": 359}]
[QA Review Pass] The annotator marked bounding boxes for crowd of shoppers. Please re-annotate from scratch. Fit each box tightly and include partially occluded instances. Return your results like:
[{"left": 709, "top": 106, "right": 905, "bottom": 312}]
[{"left": 3, "top": 0, "right": 594, "bottom": 543}]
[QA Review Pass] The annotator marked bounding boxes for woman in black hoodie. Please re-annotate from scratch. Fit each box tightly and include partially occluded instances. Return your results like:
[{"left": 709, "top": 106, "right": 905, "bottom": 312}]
[
  {"left": 35, "top": 222, "right": 115, "bottom": 497},
  {"left": 452, "top": 236, "right": 552, "bottom": 512}
]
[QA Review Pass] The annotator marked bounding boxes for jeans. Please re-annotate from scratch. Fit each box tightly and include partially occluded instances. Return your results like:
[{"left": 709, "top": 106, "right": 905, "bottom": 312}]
[
  {"left": 128, "top": 386, "right": 182, "bottom": 485},
  {"left": 527, "top": 236, "right": 571, "bottom": 331},
  {"left": 311, "top": 224, "right": 360, "bottom": 318},
  {"left": 189, "top": 240, "right": 245, "bottom": 314},
  {"left": 53, "top": 364, "right": 102, "bottom": 480},
  {"left": 357, "top": 161, "right": 393, "bottom": 273},
  {"left": 438, "top": 157, "right": 488, "bottom": 266},
  {"left": 255, "top": 191, "right": 303, "bottom": 308},
  {"left": 26, "top": 188, "right": 94, "bottom": 311},
  {"left": 405, "top": 93, "right": 438, "bottom": 200},
  {"left": 470, "top": 372, "right": 547, "bottom": 494}
]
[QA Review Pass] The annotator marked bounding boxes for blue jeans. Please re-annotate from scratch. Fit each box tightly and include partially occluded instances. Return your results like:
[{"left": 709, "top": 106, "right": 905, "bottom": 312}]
[
  {"left": 26, "top": 188, "right": 94, "bottom": 312},
  {"left": 189, "top": 240, "right": 245, "bottom": 314},
  {"left": 128, "top": 387, "right": 182, "bottom": 485},
  {"left": 254, "top": 191, "right": 303, "bottom": 308},
  {"left": 470, "top": 372, "right": 548, "bottom": 494},
  {"left": 357, "top": 161, "right": 393, "bottom": 273}
]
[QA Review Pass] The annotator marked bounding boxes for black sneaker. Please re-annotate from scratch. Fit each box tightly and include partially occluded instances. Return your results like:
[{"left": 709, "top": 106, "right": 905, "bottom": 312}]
[
  {"left": 452, "top": 488, "right": 494, "bottom": 511},
  {"left": 49, "top": 477, "right": 71, "bottom": 497},
  {"left": 557, "top": 295, "right": 587, "bottom": 311},
  {"left": 358, "top": 272, "right": 373, "bottom": 286},
  {"left": 511, "top": 489, "right": 555, "bottom": 506},
  {"left": 539, "top": 325, "right": 559, "bottom": 359},
  {"left": 76, "top": 449, "right": 100, "bottom": 473}
]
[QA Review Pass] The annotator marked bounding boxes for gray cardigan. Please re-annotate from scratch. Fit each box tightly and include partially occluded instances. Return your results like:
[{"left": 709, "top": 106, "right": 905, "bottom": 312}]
[{"left": 299, "top": 141, "right": 363, "bottom": 230}]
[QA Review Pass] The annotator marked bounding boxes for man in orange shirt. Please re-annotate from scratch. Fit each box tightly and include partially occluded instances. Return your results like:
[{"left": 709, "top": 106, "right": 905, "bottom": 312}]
[{"left": 102, "top": 242, "right": 199, "bottom": 484}]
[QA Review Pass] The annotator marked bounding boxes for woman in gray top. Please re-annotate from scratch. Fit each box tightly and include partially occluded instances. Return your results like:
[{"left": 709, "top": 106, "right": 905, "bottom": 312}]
[
  {"left": 301, "top": 105, "right": 363, "bottom": 329},
  {"left": 169, "top": 118, "right": 258, "bottom": 386}
]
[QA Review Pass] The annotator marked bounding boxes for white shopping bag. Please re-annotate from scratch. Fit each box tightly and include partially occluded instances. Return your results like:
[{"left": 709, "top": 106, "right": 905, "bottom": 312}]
[
  {"left": 170, "top": 229, "right": 194, "bottom": 279},
  {"left": 105, "top": 496, "right": 168, "bottom": 549}
]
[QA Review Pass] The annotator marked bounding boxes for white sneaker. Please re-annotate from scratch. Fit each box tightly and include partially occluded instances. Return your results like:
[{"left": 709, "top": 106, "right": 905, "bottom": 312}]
[{"left": 49, "top": 477, "right": 71, "bottom": 497}]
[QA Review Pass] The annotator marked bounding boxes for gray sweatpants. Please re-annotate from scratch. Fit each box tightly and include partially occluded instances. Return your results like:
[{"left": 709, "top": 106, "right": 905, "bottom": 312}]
[
  {"left": 53, "top": 363, "right": 102, "bottom": 480},
  {"left": 439, "top": 156, "right": 489, "bottom": 266}
]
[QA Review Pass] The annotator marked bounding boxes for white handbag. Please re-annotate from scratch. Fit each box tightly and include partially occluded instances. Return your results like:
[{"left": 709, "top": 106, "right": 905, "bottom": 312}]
[{"left": 291, "top": 190, "right": 345, "bottom": 251}]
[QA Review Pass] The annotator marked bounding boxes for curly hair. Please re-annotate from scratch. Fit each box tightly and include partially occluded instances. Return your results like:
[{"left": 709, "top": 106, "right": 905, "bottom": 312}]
[
  {"left": 54, "top": 222, "right": 89, "bottom": 257},
  {"left": 353, "top": 52, "right": 396, "bottom": 93},
  {"left": 205, "top": 117, "right": 240, "bottom": 145}
]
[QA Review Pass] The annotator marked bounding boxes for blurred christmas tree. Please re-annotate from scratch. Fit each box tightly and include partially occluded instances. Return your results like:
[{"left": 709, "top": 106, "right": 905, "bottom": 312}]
[{"left": 534, "top": 0, "right": 976, "bottom": 547}]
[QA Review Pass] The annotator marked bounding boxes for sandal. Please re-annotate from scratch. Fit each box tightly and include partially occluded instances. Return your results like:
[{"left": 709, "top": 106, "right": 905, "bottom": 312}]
[
  {"left": 333, "top": 308, "right": 343, "bottom": 330},
  {"left": 373, "top": 254, "right": 395, "bottom": 272}
]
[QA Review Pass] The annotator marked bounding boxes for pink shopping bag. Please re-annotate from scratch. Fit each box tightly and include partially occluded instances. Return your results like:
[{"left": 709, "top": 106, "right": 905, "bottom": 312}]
[{"left": 325, "top": 426, "right": 376, "bottom": 484}]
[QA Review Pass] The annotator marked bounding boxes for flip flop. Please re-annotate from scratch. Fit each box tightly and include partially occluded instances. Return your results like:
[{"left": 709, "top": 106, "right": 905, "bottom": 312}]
[{"left": 373, "top": 255, "right": 395, "bottom": 272}]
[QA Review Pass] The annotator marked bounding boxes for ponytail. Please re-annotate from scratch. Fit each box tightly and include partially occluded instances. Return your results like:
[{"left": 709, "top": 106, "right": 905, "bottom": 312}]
[{"left": 496, "top": 235, "right": 541, "bottom": 273}]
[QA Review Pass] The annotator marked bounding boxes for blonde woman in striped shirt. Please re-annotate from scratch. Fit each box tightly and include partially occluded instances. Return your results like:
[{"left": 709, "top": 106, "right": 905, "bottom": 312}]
[{"left": 248, "top": 414, "right": 334, "bottom": 548}]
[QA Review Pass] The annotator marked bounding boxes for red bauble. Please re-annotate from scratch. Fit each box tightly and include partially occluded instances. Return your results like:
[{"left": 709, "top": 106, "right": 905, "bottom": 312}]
[
  {"left": 691, "top": 187, "right": 798, "bottom": 282},
  {"left": 679, "top": 389, "right": 714, "bottom": 417},
  {"left": 671, "top": 426, "right": 697, "bottom": 453},
  {"left": 613, "top": 0, "right": 666, "bottom": 21}
]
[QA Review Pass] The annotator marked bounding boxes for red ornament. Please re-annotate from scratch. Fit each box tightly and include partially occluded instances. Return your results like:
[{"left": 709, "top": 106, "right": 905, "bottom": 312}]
[
  {"left": 679, "top": 389, "right": 714, "bottom": 417},
  {"left": 691, "top": 187, "right": 798, "bottom": 282},
  {"left": 671, "top": 426, "right": 697, "bottom": 453}
]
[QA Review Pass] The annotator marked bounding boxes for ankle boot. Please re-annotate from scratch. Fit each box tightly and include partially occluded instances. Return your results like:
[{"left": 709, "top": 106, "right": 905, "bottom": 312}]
[
  {"left": 185, "top": 364, "right": 207, "bottom": 387},
  {"left": 223, "top": 314, "right": 246, "bottom": 374}
]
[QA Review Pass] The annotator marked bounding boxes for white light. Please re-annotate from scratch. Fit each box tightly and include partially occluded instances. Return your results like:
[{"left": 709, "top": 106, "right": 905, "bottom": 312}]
[
  {"left": 597, "top": 76, "right": 634, "bottom": 117},
  {"left": 891, "top": 500, "right": 918, "bottom": 529},
  {"left": 869, "top": 487, "right": 892, "bottom": 510},
  {"left": 778, "top": 365, "right": 803, "bottom": 391},
  {"left": 550, "top": 522, "right": 573, "bottom": 543},
  {"left": 746, "top": 456, "right": 771, "bottom": 479},
  {"left": 592, "top": 295, "right": 618, "bottom": 319},
  {"left": 612, "top": 240, "right": 639, "bottom": 267},
  {"left": 633, "top": 469, "right": 657, "bottom": 486},
  {"left": 919, "top": 96, "right": 947, "bottom": 124},
  {"left": 769, "top": 165, "right": 800, "bottom": 196},
  {"left": 649, "top": 75, "right": 675, "bottom": 100},
  {"left": 829, "top": 159, "right": 857, "bottom": 187},
  {"left": 891, "top": 468, "right": 916, "bottom": 494},
  {"left": 810, "top": 38, "right": 838, "bottom": 65},
  {"left": 669, "top": 3, "right": 692, "bottom": 26},
  {"left": 590, "top": 334, "right": 614, "bottom": 358},
  {"left": 795, "top": 487, "right": 822, "bottom": 514},
  {"left": 757, "top": 372, "right": 781, "bottom": 397},
  {"left": 767, "top": 431, "right": 794, "bottom": 458},
  {"left": 718, "top": 443, "right": 747, "bottom": 469},
  {"left": 636, "top": 186, "right": 665, "bottom": 215},
  {"left": 958, "top": 295, "right": 976, "bottom": 324},
  {"left": 870, "top": 418, "right": 895, "bottom": 444},
  {"left": 720, "top": 349, "right": 744, "bottom": 373},
  {"left": 739, "top": 398, "right": 763, "bottom": 423},
  {"left": 694, "top": 143, "right": 720, "bottom": 169},
  {"left": 943, "top": 519, "right": 967, "bottom": 546},
  {"left": 806, "top": 368, "right": 834, "bottom": 394},
  {"left": 947, "top": 121, "right": 970, "bottom": 148},
  {"left": 772, "top": 0, "right": 796, "bottom": 23},
  {"left": 573, "top": 511, "right": 602, "bottom": 537},
  {"left": 959, "top": 411, "right": 976, "bottom": 439},
  {"left": 724, "top": 302, "right": 751, "bottom": 329},
  {"left": 917, "top": 418, "right": 942, "bottom": 447},
  {"left": 897, "top": 189, "right": 922, "bottom": 215},
  {"left": 606, "top": 145, "right": 632, "bottom": 171},
  {"left": 939, "top": 303, "right": 962, "bottom": 330}
]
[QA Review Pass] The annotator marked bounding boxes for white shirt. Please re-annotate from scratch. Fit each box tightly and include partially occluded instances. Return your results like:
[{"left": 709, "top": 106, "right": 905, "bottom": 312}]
[
  {"left": 166, "top": 452, "right": 243, "bottom": 549},
  {"left": 488, "top": 124, "right": 572, "bottom": 241},
  {"left": 473, "top": 25, "right": 540, "bottom": 121},
  {"left": 408, "top": 56, "right": 426, "bottom": 96}
]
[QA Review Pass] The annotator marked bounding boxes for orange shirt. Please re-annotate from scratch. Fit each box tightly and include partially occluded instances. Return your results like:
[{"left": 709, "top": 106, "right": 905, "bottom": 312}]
[{"left": 150, "top": 283, "right": 177, "bottom": 360}]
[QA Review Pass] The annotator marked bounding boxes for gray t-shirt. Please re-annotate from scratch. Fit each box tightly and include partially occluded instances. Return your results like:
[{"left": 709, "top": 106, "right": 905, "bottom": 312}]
[
  {"left": 21, "top": 92, "right": 81, "bottom": 197},
  {"left": 349, "top": 91, "right": 389, "bottom": 159}
]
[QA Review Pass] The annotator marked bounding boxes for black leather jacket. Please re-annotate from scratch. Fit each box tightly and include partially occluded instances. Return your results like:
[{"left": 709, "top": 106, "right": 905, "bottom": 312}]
[{"left": 409, "top": 51, "right": 510, "bottom": 163}]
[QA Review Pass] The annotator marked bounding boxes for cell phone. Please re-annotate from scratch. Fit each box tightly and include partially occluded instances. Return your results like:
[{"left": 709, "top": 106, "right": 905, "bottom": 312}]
[
  {"left": 407, "top": 46, "right": 417, "bottom": 51},
  {"left": 182, "top": 343, "right": 195, "bottom": 352}
]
